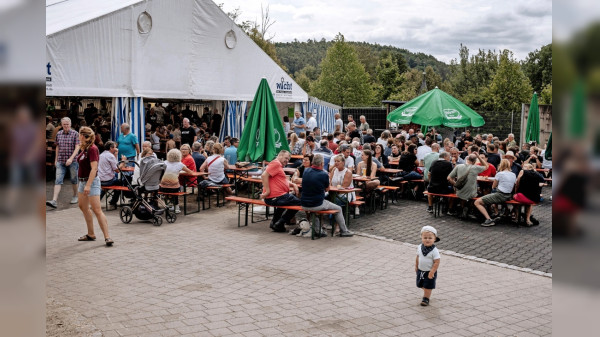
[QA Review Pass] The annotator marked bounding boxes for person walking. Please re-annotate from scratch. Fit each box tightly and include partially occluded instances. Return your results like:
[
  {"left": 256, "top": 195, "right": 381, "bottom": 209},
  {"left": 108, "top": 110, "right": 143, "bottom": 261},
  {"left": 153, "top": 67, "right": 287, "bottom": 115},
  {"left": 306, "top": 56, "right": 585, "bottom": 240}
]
[
  {"left": 75, "top": 127, "right": 113, "bottom": 246},
  {"left": 46, "top": 117, "right": 80, "bottom": 209}
]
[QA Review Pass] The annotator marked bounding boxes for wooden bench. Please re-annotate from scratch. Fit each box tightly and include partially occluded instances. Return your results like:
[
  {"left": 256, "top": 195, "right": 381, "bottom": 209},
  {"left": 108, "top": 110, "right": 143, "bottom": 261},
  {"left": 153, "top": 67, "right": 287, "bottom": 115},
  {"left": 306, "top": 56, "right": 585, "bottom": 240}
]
[
  {"left": 202, "top": 184, "right": 234, "bottom": 209},
  {"left": 225, "top": 196, "right": 339, "bottom": 240},
  {"left": 158, "top": 191, "right": 196, "bottom": 215},
  {"left": 101, "top": 185, "right": 130, "bottom": 210},
  {"left": 376, "top": 185, "right": 400, "bottom": 208}
]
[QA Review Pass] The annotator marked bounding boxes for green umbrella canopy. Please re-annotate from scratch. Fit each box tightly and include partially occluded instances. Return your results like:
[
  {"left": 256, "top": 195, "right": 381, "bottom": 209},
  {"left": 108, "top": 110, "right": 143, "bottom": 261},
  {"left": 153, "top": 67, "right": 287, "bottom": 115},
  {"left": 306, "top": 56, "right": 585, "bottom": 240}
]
[
  {"left": 544, "top": 132, "right": 552, "bottom": 161},
  {"left": 387, "top": 87, "right": 485, "bottom": 128},
  {"left": 525, "top": 92, "right": 540, "bottom": 144},
  {"left": 237, "top": 78, "right": 290, "bottom": 162}
]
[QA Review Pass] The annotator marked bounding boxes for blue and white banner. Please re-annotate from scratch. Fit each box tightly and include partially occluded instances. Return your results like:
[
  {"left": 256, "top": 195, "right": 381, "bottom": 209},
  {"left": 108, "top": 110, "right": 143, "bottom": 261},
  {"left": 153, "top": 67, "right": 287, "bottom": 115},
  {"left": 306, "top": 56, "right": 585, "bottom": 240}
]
[
  {"left": 219, "top": 100, "right": 248, "bottom": 142},
  {"left": 300, "top": 97, "right": 340, "bottom": 134},
  {"left": 111, "top": 97, "right": 145, "bottom": 145}
]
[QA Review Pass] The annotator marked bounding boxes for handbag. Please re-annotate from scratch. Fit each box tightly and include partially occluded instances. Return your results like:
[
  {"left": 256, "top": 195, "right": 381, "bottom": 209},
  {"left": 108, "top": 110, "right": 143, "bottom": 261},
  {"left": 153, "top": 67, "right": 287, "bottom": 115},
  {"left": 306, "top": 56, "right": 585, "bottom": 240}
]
[{"left": 454, "top": 166, "right": 472, "bottom": 190}]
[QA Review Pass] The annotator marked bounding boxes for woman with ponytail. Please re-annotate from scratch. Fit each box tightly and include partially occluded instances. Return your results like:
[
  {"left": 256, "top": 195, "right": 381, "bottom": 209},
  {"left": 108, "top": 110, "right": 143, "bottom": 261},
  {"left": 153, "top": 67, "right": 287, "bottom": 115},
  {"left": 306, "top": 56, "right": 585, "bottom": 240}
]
[
  {"left": 356, "top": 149, "right": 380, "bottom": 192},
  {"left": 76, "top": 126, "right": 113, "bottom": 246}
]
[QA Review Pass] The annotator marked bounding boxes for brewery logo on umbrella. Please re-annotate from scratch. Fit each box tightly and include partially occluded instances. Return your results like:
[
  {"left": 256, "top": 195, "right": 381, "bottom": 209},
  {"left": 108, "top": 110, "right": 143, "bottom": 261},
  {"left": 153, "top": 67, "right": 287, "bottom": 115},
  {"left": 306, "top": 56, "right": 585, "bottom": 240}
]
[
  {"left": 444, "top": 109, "right": 462, "bottom": 120},
  {"left": 402, "top": 107, "right": 418, "bottom": 117},
  {"left": 274, "top": 129, "right": 282, "bottom": 149}
]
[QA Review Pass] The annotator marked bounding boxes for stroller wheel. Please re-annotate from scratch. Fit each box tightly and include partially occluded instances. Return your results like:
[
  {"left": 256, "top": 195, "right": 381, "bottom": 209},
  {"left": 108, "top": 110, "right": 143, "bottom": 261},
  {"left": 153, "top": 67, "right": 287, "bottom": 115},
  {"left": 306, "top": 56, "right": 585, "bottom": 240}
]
[
  {"left": 152, "top": 216, "right": 163, "bottom": 226},
  {"left": 120, "top": 206, "right": 133, "bottom": 223},
  {"left": 165, "top": 211, "right": 177, "bottom": 223}
]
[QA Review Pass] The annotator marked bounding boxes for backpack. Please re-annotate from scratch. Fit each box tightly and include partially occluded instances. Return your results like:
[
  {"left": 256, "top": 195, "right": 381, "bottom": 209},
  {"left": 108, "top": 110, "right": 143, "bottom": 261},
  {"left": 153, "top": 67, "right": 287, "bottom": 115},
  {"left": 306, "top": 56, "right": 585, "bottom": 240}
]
[{"left": 454, "top": 166, "right": 472, "bottom": 190}]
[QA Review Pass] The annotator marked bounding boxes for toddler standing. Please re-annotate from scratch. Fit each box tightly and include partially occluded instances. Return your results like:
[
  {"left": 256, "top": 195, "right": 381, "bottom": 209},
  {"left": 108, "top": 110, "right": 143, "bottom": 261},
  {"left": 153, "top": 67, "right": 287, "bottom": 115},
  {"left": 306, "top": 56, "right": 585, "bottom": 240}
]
[{"left": 415, "top": 225, "right": 441, "bottom": 306}]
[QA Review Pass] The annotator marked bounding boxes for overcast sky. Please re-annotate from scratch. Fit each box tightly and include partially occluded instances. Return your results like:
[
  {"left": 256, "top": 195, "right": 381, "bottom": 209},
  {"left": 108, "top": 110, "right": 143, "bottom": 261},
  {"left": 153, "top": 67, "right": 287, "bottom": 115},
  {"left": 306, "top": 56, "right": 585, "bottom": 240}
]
[{"left": 218, "top": 0, "right": 552, "bottom": 63}]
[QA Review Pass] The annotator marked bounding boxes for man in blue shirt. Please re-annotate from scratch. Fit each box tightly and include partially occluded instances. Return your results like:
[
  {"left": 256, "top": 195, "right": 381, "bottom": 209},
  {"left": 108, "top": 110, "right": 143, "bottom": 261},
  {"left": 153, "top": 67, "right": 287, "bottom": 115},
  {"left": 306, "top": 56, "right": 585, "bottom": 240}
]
[
  {"left": 192, "top": 142, "right": 206, "bottom": 170},
  {"left": 301, "top": 154, "right": 354, "bottom": 237},
  {"left": 224, "top": 138, "right": 238, "bottom": 164},
  {"left": 116, "top": 123, "right": 140, "bottom": 172},
  {"left": 291, "top": 111, "right": 306, "bottom": 136}
]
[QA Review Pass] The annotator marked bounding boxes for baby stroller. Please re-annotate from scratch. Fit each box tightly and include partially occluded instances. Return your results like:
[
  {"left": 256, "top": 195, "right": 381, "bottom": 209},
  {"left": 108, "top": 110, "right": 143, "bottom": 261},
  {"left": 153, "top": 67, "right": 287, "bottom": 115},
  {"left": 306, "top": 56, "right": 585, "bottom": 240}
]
[{"left": 119, "top": 156, "right": 177, "bottom": 226}]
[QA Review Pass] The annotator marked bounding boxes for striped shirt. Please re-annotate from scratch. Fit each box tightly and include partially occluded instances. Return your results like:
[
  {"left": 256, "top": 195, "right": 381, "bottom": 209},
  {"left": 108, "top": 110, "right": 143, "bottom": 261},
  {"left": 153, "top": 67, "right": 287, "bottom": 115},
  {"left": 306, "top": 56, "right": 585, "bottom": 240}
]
[{"left": 56, "top": 129, "right": 80, "bottom": 164}]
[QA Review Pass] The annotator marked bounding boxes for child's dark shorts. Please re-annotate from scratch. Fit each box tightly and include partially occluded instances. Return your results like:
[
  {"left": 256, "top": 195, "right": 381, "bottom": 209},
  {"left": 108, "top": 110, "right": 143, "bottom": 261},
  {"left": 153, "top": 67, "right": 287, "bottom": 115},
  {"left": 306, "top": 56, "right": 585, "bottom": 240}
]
[{"left": 416, "top": 269, "right": 437, "bottom": 289}]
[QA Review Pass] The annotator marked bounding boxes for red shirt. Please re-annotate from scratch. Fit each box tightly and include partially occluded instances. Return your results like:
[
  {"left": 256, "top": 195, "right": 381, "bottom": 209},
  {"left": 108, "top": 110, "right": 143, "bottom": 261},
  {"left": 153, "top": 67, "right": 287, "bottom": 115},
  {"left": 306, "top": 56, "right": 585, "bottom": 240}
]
[
  {"left": 328, "top": 141, "right": 338, "bottom": 152},
  {"left": 263, "top": 160, "right": 289, "bottom": 199},
  {"left": 477, "top": 163, "right": 497, "bottom": 177},
  {"left": 180, "top": 154, "right": 197, "bottom": 186},
  {"left": 77, "top": 145, "right": 100, "bottom": 178}
]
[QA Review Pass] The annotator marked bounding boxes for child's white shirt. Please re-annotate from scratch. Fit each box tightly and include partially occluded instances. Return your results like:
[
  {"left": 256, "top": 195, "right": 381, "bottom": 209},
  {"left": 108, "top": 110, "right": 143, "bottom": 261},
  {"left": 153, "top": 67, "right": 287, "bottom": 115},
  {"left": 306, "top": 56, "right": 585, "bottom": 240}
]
[{"left": 417, "top": 244, "right": 441, "bottom": 271}]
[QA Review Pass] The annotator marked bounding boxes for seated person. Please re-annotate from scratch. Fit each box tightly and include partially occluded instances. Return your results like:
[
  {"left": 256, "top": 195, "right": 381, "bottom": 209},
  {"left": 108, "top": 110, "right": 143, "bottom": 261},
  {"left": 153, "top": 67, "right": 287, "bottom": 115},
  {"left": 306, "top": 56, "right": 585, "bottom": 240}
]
[
  {"left": 513, "top": 163, "right": 545, "bottom": 226},
  {"left": 98, "top": 141, "right": 127, "bottom": 206},
  {"left": 448, "top": 153, "right": 489, "bottom": 218},
  {"left": 259, "top": 150, "right": 301, "bottom": 232},
  {"left": 301, "top": 155, "right": 353, "bottom": 237},
  {"left": 474, "top": 159, "right": 516, "bottom": 227},
  {"left": 291, "top": 155, "right": 312, "bottom": 185},
  {"left": 160, "top": 149, "right": 194, "bottom": 214},
  {"left": 426, "top": 152, "right": 455, "bottom": 214},
  {"left": 356, "top": 150, "right": 380, "bottom": 193},
  {"left": 198, "top": 143, "right": 233, "bottom": 196}
]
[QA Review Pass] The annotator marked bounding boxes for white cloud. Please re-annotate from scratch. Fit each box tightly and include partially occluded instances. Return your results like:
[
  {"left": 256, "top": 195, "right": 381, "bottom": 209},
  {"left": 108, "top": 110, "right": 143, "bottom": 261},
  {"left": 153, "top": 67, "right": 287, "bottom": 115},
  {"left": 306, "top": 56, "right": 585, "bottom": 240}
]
[{"left": 217, "top": 0, "right": 552, "bottom": 62}]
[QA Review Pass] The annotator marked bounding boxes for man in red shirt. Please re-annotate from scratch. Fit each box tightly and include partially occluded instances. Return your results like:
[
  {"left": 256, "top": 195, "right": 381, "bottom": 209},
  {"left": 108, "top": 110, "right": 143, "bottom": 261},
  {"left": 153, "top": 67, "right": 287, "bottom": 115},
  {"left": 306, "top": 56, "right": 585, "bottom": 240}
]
[
  {"left": 260, "top": 150, "right": 301, "bottom": 232},
  {"left": 327, "top": 133, "right": 338, "bottom": 152}
]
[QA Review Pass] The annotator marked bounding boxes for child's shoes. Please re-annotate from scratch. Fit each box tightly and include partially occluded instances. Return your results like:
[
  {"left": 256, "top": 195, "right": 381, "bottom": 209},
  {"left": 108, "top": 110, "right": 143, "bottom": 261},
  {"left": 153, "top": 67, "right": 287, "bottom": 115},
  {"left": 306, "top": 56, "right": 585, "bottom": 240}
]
[{"left": 420, "top": 297, "right": 430, "bottom": 306}]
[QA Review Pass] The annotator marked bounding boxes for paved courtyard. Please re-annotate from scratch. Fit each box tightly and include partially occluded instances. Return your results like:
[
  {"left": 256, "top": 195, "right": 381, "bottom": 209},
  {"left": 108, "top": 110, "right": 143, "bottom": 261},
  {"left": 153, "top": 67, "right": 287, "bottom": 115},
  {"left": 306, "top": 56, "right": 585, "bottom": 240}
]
[
  {"left": 47, "top": 194, "right": 552, "bottom": 336},
  {"left": 350, "top": 186, "right": 553, "bottom": 274}
]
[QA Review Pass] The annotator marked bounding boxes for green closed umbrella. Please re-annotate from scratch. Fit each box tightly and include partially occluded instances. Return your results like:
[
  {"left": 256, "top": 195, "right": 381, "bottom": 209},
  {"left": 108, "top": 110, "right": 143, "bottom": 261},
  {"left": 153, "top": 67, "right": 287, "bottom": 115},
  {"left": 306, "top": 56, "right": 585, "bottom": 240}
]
[
  {"left": 525, "top": 92, "right": 540, "bottom": 144},
  {"left": 387, "top": 87, "right": 484, "bottom": 128},
  {"left": 237, "top": 78, "right": 290, "bottom": 162},
  {"left": 544, "top": 133, "right": 552, "bottom": 161}
]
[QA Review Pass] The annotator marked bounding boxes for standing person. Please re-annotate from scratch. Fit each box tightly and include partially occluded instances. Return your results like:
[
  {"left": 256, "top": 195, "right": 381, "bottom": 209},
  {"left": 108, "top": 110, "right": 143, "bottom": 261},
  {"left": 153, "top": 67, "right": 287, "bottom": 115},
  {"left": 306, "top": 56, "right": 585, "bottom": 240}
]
[
  {"left": 358, "top": 115, "right": 369, "bottom": 135},
  {"left": 291, "top": 111, "right": 306, "bottom": 136},
  {"left": 345, "top": 115, "right": 355, "bottom": 132},
  {"left": 98, "top": 141, "right": 126, "bottom": 206},
  {"left": 116, "top": 123, "right": 140, "bottom": 168},
  {"left": 505, "top": 133, "right": 517, "bottom": 148},
  {"left": 474, "top": 159, "right": 516, "bottom": 227},
  {"left": 283, "top": 116, "right": 291, "bottom": 134},
  {"left": 334, "top": 113, "right": 343, "bottom": 133},
  {"left": 191, "top": 142, "right": 206, "bottom": 170},
  {"left": 153, "top": 102, "right": 166, "bottom": 125},
  {"left": 346, "top": 122, "right": 361, "bottom": 140},
  {"left": 210, "top": 109, "right": 223, "bottom": 137},
  {"left": 259, "top": 151, "right": 301, "bottom": 232},
  {"left": 301, "top": 155, "right": 354, "bottom": 237},
  {"left": 415, "top": 226, "right": 441, "bottom": 306},
  {"left": 46, "top": 117, "right": 80, "bottom": 209},
  {"left": 75, "top": 127, "right": 113, "bottom": 246},
  {"left": 46, "top": 116, "right": 55, "bottom": 139},
  {"left": 305, "top": 111, "right": 317, "bottom": 133},
  {"left": 180, "top": 118, "right": 197, "bottom": 147}
]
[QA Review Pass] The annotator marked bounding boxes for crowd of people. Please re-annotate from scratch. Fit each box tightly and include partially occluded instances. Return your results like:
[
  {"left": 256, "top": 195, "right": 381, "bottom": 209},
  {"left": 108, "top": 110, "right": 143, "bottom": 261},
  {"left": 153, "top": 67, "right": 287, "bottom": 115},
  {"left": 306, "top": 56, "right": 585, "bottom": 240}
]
[{"left": 46, "top": 106, "right": 551, "bottom": 248}]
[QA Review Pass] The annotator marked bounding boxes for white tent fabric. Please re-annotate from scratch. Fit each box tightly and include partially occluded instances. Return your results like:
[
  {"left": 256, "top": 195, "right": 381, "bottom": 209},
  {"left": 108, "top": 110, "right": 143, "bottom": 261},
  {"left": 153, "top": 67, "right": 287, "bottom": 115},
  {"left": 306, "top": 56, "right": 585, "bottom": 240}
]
[
  {"left": 301, "top": 97, "right": 341, "bottom": 134},
  {"left": 111, "top": 97, "right": 145, "bottom": 146},
  {"left": 219, "top": 101, "right": 247, "bottom": 142},
  {"left": 46, "top": 0, "right": 307, "bottom": 103}
]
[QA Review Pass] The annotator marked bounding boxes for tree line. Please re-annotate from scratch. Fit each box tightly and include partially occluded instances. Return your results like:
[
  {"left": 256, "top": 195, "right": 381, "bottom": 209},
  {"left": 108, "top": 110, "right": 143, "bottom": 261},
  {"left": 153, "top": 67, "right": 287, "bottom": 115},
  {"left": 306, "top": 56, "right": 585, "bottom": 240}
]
[{"left": 220, "top": 5, "right": 551, "bottom": 111}]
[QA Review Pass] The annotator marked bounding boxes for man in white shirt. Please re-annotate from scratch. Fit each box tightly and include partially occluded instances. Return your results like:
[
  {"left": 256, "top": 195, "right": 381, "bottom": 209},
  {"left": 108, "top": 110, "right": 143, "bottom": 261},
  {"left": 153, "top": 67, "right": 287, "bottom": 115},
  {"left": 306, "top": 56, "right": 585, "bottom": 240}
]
[
  {"left": 417, "top": 137, "right": 433, "bottom": 165},
  {"left": 306, "top": 111, "right": 317, "bottom": 133},
  {"left": 334, "top": 113, "right": 343, "bottom": 133}
]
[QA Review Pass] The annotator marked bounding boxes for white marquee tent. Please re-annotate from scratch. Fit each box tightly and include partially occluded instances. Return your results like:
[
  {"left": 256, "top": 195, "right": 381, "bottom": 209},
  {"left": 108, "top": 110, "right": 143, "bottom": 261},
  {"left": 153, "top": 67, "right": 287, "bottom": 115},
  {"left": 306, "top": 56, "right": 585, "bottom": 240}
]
[
  {"left": 46, "top": 0, "right": 339, "bottom": 144},
  {"left": 46, "top": 0, "right": 307, "bottom": 102}
]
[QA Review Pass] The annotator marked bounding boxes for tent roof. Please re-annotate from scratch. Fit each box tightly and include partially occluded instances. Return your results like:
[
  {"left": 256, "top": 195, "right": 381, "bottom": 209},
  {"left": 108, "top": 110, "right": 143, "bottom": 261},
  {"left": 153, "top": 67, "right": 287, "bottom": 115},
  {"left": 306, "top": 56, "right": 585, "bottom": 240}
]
[
  {"left": 47, "top": 0, "right": 144, "bottom": 36},
  {"left": 46, "top": 0, "right": 308, "bottom": 102}
]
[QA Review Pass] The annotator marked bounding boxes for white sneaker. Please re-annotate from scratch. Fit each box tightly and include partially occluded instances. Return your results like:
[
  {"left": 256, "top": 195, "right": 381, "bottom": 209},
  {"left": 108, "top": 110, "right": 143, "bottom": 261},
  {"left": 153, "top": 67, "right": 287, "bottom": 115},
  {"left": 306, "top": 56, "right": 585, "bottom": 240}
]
[
  {"left": 70, "top": 196, "right": 78, "bottom": 204},
  {"left": 355, "top": 208, "right": 360, "bottom": 216},
  {"left": 175, "top": 206, "right": 181, "bottom": 214}
]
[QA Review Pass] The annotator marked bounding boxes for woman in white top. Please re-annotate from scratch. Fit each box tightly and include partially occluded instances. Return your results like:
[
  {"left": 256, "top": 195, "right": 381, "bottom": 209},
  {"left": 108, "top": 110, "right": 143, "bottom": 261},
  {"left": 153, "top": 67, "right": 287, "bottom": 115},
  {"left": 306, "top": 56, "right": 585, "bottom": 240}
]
[
  {"left": 159, "top": 148, "right": 194, "bottom": 213},
  {"left": 329, "top": 154, "right": 356, "bottom": 203},
  {"left": 356, "top": 149, "right": 381, "bottom": 193},
  {"left": 377, "top": 130, "right": 390, "bottom": 147},
  {"left": 198, "top": 143, "right": 233, "bottom": 195}
]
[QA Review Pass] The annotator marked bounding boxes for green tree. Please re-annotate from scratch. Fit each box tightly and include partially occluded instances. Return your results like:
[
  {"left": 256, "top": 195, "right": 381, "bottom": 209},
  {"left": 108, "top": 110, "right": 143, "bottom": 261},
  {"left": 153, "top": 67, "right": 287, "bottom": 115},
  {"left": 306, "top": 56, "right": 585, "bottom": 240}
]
[
  {"left": 485, "top": 50, "right": 533, "bottom": 112},
  {"left": 375, "top": 53, "right": 402, "bottom": 101},
  {"left": 449, "top": 44, "right": 499, "bottom": 109},
  {"left": 540, "top": 83, "right": 552, "bottom": 105},
  {"left": 522, "top": 44, "right": 552, "bottom": 93},
  {"left": 311, "top": 34, "right": 374, "bottom": 106}
]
